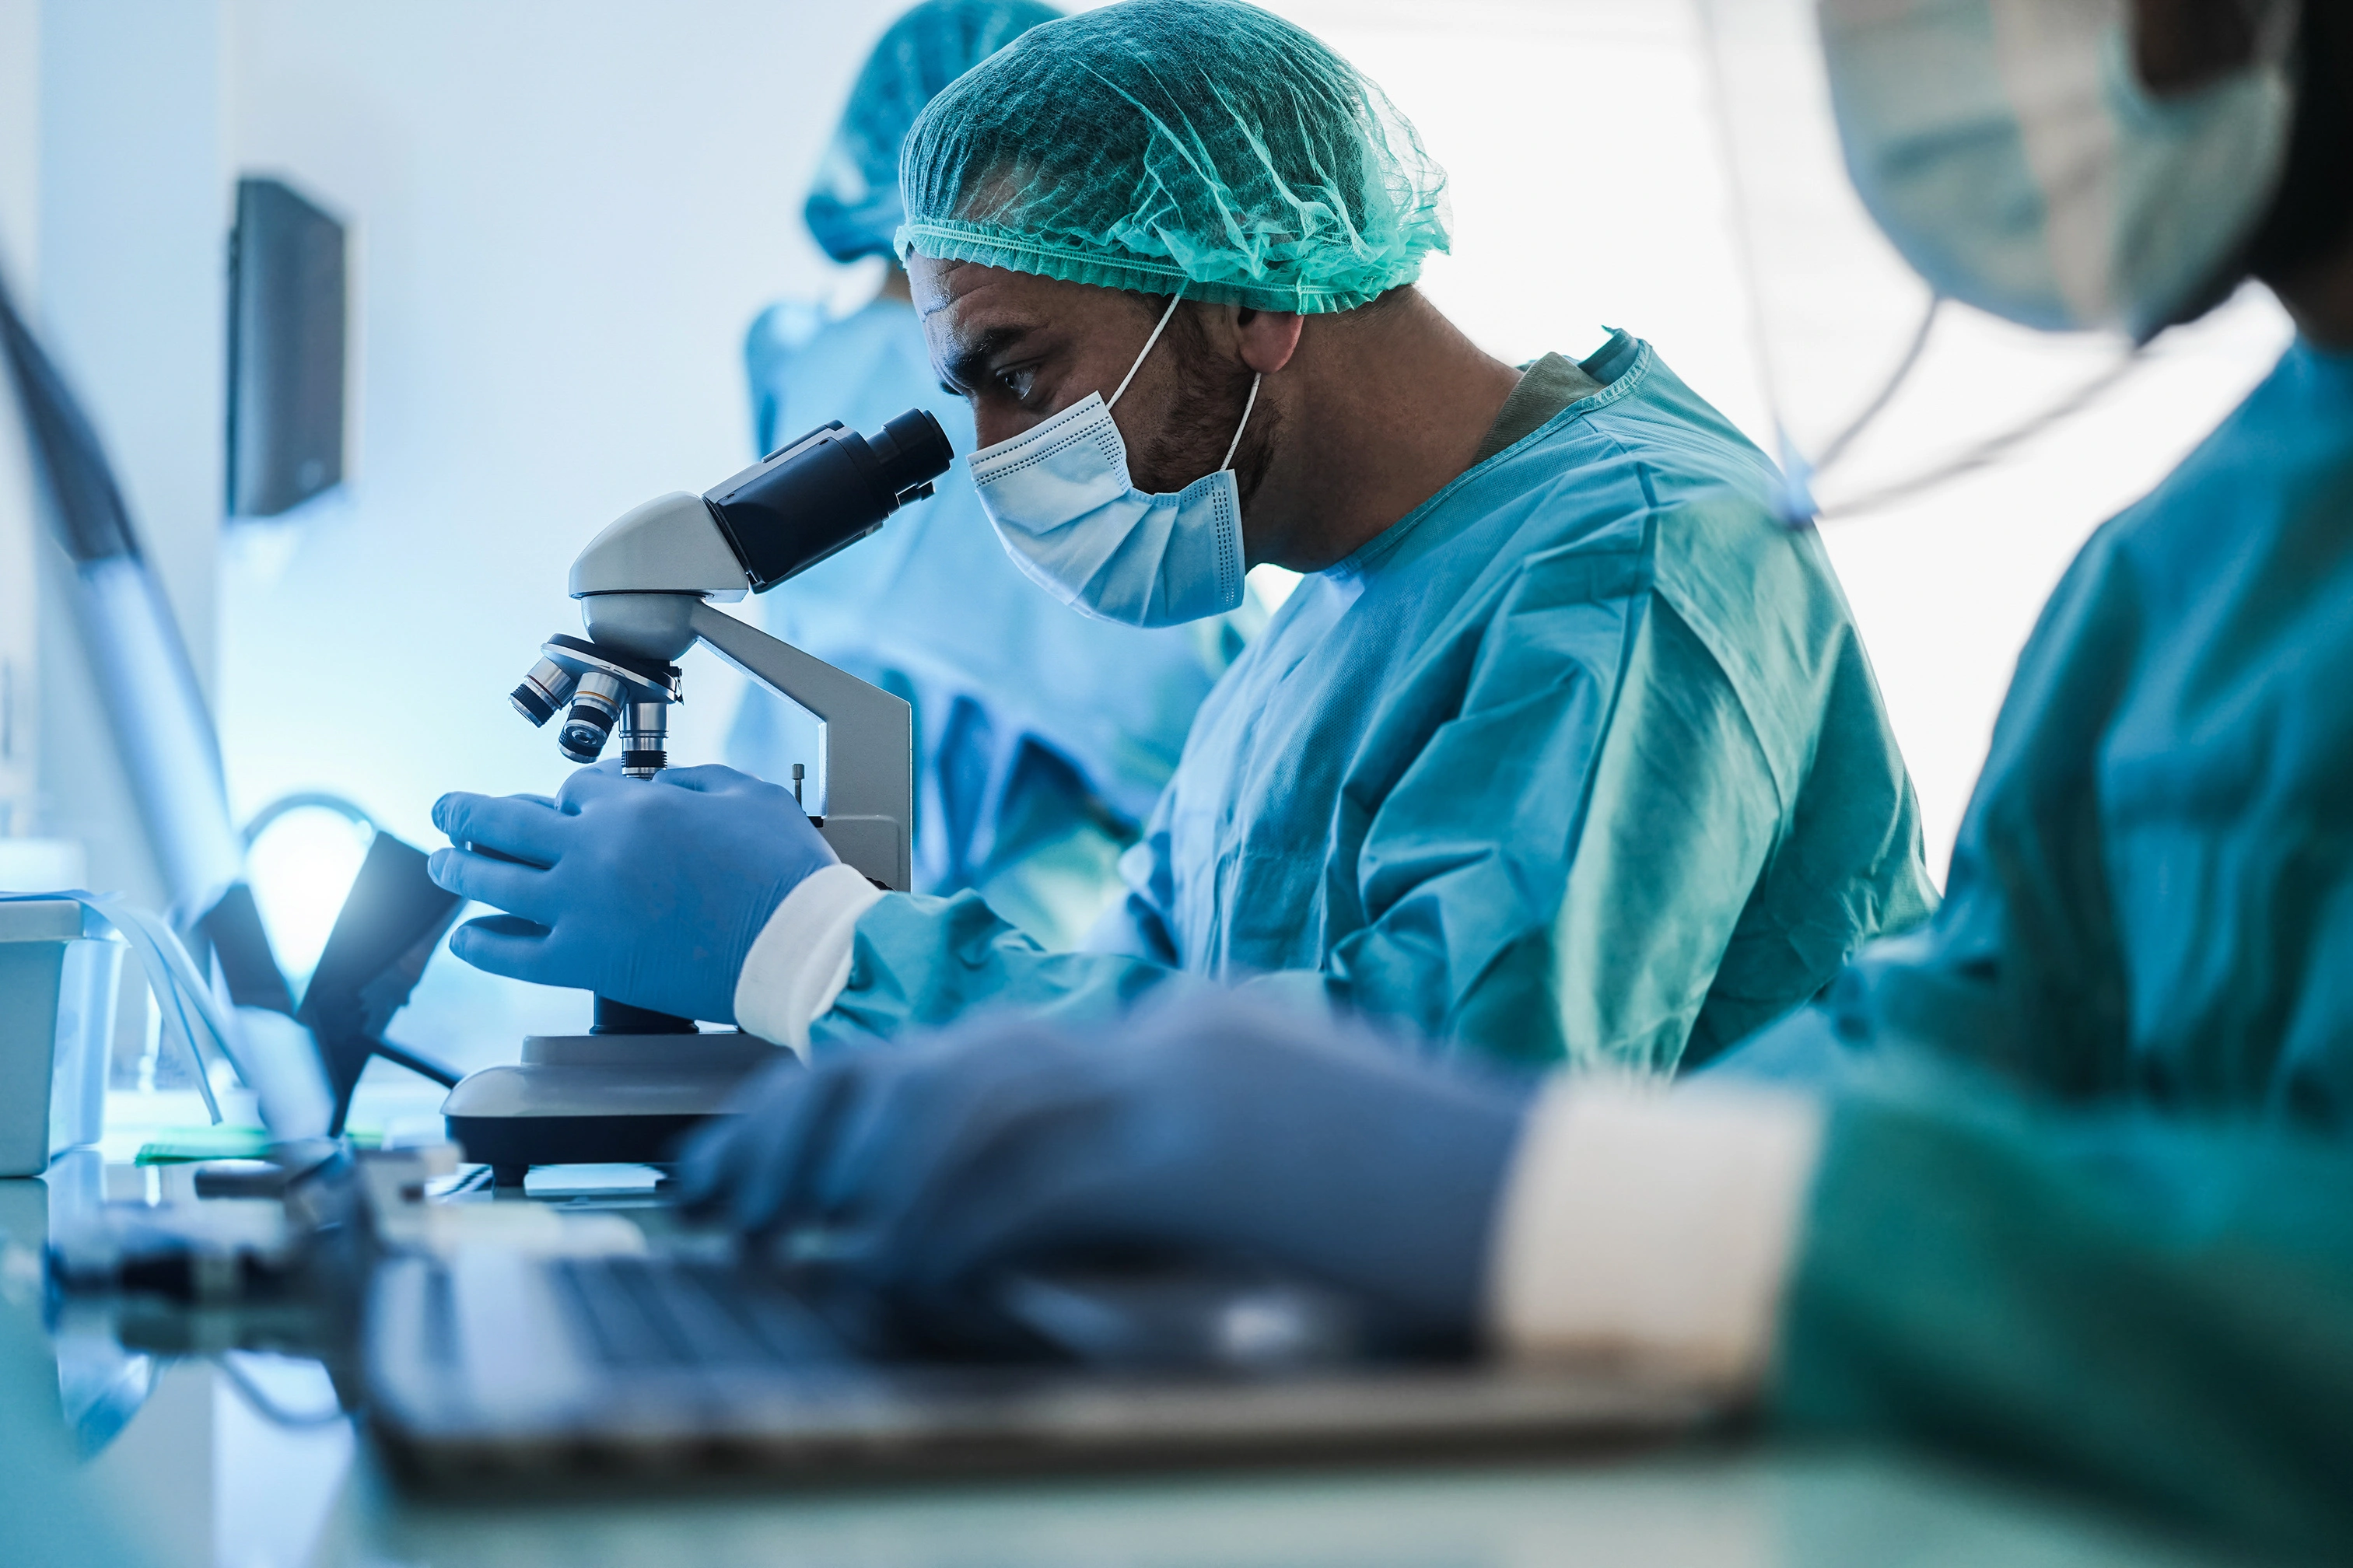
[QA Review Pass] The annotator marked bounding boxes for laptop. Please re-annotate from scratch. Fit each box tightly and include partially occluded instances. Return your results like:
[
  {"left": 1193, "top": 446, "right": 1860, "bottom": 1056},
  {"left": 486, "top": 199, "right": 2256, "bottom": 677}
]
[{"left": 366, "top": 1243, "right": 1723, "bottom": 1487}]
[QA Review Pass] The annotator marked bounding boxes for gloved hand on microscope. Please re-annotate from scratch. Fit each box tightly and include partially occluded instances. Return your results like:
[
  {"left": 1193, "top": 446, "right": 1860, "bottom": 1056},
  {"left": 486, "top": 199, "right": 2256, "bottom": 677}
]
[
  {"left": 428, "top": 761, "right": 839, "bottom": 1026},
  {"left": 427, "top": 411, "right": 953, "bottom": 1029}
]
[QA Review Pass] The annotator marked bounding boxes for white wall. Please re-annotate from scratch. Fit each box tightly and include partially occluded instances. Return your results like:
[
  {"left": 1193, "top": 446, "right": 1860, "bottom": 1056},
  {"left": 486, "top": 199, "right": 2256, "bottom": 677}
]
[
  {"left": 216, "top": 1, "right": 910, "bottom": 1059},
  {"left": 0, "top": 0, "right": 37, "bottom": 842},
  {"left": 218, "top": 1, "right": 916, "bottom": 842},
  {"left": 1, "top": 0, "right": 231, "bottom": 918}
]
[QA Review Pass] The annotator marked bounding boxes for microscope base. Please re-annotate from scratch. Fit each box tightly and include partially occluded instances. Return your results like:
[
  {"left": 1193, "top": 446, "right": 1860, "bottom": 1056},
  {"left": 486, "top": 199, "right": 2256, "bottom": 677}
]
[{"left": 439, "top": 1031, "right": 785, "bottom": 1187}]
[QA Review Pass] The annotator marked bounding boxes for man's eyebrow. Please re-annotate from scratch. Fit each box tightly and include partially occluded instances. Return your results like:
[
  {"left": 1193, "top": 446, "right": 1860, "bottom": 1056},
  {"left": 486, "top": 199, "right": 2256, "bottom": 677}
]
[{"left": 940, "top": 325, "right": 1033, "bottom": 393}]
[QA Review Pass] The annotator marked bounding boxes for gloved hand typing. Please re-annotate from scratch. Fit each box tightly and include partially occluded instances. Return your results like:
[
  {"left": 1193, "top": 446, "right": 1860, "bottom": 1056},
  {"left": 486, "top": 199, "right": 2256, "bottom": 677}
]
[
  {"left": 428, "top": 762, "right": 836, "bottom": 1024},
  {"left": 678, "top": 995, "right": 1536, "bottom": 1353}
]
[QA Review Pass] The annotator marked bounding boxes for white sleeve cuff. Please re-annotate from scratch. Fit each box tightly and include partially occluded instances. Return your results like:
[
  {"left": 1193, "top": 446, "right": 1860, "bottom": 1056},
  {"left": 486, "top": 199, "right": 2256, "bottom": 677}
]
[
  {"left": 1484, "top": 1077, "right": 1825, "bottom": 1393},
  {"left": 731, "top": 863, "right": 886, "bottom": 1056}
]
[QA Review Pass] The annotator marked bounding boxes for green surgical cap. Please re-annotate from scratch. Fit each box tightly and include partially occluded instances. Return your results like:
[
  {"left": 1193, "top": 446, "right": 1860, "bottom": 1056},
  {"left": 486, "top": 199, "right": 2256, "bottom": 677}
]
[
  {"left": 807, "top": 0, "right": 1064, "bottom": 264},
  {"left": 895, "top": 0, "right": 1449, "bottom": 313}
]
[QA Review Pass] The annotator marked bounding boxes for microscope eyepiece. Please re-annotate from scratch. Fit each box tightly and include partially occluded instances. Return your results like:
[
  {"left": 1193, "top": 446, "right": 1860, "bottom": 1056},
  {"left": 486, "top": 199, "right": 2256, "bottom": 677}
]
[
  {"left": 869, "top": 409, "right": 956, "bottom": 501},
  {"left": 701, "top": 408, "right": 954, "bottom": 592}
]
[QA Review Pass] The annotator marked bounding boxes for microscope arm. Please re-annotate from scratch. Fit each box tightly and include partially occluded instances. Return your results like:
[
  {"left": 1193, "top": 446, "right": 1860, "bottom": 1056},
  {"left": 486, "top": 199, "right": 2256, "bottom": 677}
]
[
  {"left": 685, "top": 599, "right": 913, "bottom": 892},
  {"left": 549, "top": 411, "right": 951, "bottom": 895}
]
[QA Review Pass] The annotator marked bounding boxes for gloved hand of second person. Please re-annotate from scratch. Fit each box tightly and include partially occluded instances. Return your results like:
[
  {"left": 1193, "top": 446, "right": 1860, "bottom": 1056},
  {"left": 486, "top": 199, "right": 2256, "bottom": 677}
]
[
  {"left": 678, "top": 995, "right": 1537, "bottom": 1353},
  {"left": 427, "top": 762, "right": 837, "bottom": 1024}
]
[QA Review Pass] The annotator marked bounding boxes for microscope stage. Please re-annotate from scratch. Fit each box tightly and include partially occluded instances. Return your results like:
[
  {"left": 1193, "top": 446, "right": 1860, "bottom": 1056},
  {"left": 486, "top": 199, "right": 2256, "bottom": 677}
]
[{"left": 442, "top": 1031, "right": 786, "bottom": 1186}]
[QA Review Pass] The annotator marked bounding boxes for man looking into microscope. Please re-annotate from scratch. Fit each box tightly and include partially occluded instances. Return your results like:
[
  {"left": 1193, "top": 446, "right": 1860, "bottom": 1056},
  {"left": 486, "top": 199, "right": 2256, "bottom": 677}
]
[{"left": 429, "top": 0, "right": 1932, "bottom": 1077}]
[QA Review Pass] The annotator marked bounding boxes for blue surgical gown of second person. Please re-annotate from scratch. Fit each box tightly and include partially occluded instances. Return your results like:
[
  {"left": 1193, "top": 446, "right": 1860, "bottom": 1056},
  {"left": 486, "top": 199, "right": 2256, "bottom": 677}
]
[{"left": 727, "top": 297, "right": 1249, "bottom": 948}]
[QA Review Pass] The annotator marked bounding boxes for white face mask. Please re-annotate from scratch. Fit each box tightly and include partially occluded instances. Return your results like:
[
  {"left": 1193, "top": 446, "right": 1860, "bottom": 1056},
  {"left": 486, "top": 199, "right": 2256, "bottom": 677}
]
[
  {"left": 967, "top": 292, "right": 1260, "bottom": 628},
  {"left": 1820, "top": 0, "right": 2299, "bottom": 340}
]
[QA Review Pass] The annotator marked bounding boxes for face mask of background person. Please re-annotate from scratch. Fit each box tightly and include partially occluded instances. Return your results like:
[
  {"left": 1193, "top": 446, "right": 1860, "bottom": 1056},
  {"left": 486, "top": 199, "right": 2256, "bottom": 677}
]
[
  {"left": 1701, "top": 4, "right": 2353, "bottom": 1071},
  {"left": 1820, "top": 0, "right": 2301, "bottom": 341}
]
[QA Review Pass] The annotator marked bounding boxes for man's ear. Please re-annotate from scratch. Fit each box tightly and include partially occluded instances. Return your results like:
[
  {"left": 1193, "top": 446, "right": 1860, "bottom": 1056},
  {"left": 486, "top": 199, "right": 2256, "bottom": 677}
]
[{"left": 1234, "top": 307, "right": 1306, "bottom": 376}]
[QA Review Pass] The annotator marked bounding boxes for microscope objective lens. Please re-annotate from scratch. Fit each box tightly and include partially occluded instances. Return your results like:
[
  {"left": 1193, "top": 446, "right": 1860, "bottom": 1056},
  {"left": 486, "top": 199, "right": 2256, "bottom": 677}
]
[
  {"left": 510, "top": 657, "right": 579, "bottom": 728},
  {"left": 558, "top": 670, "right": 626, "bottom": 763}
]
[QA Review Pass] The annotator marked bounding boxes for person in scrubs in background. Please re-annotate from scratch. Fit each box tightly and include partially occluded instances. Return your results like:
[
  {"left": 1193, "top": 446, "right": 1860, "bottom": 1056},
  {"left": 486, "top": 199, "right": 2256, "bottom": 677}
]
[
  {"left": 431, "top": 0, "right": 1934, "bottom": 1070},
  {"left": 728, "top": 0, "right": 1252, "bottom": 950},
  {"left": 677, "top": 0, "right": 2353, "bottom": 1556}
]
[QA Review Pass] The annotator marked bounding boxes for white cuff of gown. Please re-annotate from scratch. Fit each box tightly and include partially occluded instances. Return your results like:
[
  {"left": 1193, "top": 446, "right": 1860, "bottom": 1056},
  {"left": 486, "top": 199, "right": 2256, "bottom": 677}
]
[
  {"left": 730, "top": 863, "right": 886, "bottom": 1057},
  {"left": 1483, "top": 1077, "right": 1826, "bottom": 1394}
]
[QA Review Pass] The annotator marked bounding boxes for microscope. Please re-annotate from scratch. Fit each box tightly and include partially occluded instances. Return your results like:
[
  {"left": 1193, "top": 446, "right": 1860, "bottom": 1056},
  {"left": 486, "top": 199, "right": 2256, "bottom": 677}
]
[{"left": 441, "top": 411, "right": 953, "bottom": 1186}]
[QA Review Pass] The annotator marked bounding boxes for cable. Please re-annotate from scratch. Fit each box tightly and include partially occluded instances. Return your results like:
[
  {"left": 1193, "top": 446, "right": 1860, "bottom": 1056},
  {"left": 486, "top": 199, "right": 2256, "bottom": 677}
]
[
  {"left": 370, "top": 1037, "right": 461, "bottom": 1090},
  {"left": 211, "top": 1354, "right": 350, "bottom": 1430},
  {"left": 1809, "top": 297, "right": 1942, "bottom": 476},
  {"left": 1818, "top": 347, "right": 2148, "bottom": 520},
  {"left": 240, "top": 792, "right": 379, "bottom": 850}
]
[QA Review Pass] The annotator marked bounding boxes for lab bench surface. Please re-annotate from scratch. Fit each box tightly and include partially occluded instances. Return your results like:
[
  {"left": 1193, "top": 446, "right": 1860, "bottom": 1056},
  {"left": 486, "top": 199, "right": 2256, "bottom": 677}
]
[
  {"left": 2, "top": 1173, "right": 2271, "bottom": 1568},
  {"left": 82, "top": 1365, "right": 2265, "bottom": 1568}
]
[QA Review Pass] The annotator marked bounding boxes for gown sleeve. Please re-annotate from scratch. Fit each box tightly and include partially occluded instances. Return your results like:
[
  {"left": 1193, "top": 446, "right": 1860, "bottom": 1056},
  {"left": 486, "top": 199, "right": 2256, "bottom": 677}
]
[
  {"left": 810, "top": 886, "right": 1218, "bottom": 1050},
  {"left": 811, "top": 500, "right": 1805, "bottom": 1065},
  {"left": 1080, "top": 789, "right": 1183, "bottom": 965},
  {"left": 1714, "top": 523, "right": 2145, "bottom": 1095},
  {"left": 1778, "top": 1062, "right": 2353, "bottom": 1557}
]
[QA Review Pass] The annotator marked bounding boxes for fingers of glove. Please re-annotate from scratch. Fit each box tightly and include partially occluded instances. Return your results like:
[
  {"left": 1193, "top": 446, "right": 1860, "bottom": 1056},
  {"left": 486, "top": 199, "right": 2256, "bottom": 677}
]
[
  {"left": 821, "top": 1031, "right": 1123, "bottom": 1267},
  {"left": 673, "top": 1122, "right": 737, "bottom": 1216},
  {"left": 553, "top": 760, "right": 633, "bottom": 811},
  {"left": 432, "top": 792, "right": 571, "bottom": 867},
  {"left": 804, "top": 1025, "right": 1064, "bottom": 1221},
  {"left": 654, "top": 763, "right": 772, "bottom": 799},
  {"left": 446, "top": 913, "right": 560, "bottom": 982},
  {"left": 720, "top": 1063, "right": 870, "bottom": 1238},
  {"left": 804, "top": 1048, "right": 969, "bottom": 1223},
  {"left": 427, "top": 846, "right": 560, "bottom": 924},
  {"left": 676, "top": 1058, "right": 804, "bottom": 1216}
]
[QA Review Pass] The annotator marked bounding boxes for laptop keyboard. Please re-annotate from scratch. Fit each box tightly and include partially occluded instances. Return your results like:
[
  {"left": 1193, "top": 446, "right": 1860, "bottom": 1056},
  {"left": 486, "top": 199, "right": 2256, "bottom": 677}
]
[{"left": 549, "top": 1255, "right": 846, "bottom": 1371}]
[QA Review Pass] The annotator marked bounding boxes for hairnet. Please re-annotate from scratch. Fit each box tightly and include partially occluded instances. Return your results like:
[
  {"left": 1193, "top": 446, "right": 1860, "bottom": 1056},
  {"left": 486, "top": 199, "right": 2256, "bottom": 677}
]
[
  {"left": 805, "top": 0, "right": 1064, "bottom": 264},
  {"left": 895, "top": 0, "right": 1449, "bottom": 313}
]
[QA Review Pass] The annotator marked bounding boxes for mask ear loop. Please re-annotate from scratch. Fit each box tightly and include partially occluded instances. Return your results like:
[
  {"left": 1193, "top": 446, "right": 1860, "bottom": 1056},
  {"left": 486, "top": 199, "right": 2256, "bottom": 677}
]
[
  {"left": 1108, "top": 288, "right": 1187, "bottom": 409},
  {"left": 1220, "top": 375, "right": 1262, "bottom": 472}
]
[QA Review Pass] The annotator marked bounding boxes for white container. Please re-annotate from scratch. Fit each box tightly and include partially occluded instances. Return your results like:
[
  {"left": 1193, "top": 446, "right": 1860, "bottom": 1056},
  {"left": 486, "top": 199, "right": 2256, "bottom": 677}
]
[{"left": 0, "top": 900, "right": 124, "bottom": 1176}]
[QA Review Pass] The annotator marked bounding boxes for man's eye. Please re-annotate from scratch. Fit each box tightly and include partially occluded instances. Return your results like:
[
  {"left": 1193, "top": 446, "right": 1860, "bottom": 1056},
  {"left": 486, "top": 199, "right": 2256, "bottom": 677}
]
[{"left": 995, "top": 366, "right": 1038, "bottom": 401}]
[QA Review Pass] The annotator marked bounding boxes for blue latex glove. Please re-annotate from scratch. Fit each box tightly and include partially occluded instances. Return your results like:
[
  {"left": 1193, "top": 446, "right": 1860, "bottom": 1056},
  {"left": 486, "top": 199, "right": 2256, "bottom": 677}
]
[
  {"left": 428, "top": 762, "right": 837, "bottom": 1024},
  {"left": 678, "top": 995, "right": 1535, "bottom": 1350}
]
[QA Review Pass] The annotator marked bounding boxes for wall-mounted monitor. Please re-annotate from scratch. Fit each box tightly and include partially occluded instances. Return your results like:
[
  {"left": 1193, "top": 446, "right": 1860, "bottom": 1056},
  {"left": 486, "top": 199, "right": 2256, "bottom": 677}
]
[{"left": 226, "top": 176, "right": 346, "bottom": 518}]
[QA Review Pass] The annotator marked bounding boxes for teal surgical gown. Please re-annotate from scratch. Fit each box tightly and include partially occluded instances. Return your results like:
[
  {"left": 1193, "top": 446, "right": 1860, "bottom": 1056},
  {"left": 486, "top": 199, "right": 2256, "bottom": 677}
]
[
  {"left": 728, "top": 298, "right": 1249, "bottom": 948},
  {"left": 1727, "top": 338, "right": 2353, "bottom": 1114},
  {"left": 1784, "top": 1060, "right": 2353, "bottom": 1558},
  {"left": 813, "top": 331, "right": 1937, "bottom": 1066},
  {"left": 1722, "top": 340, "right": 2353, "bottom": 1555}
]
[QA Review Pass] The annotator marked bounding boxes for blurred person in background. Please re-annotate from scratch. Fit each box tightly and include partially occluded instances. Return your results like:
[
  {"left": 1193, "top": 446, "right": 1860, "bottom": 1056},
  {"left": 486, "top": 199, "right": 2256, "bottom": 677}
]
[
  {"left": 433, "top": 0, "right": 1935, "bottom": 1071},
  {"left": 679, "top": 0, "right": 2353, "bottom": 1556},
  {"left": 727, "top": 0, "right": 1254, "bottom": 950}
]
